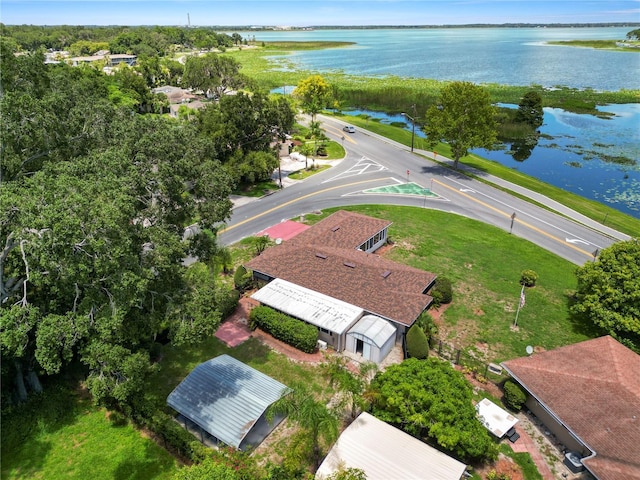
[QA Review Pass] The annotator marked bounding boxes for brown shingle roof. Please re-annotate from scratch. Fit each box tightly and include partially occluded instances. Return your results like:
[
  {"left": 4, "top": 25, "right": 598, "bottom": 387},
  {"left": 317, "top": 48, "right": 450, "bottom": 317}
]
[
  {"left": 246, "top": 211, "right": 435, "bottom": 327},
  {"left": 502, "top": 336, "right": 640, "bottom": 480},
  {"left": 290, "top": 210, "right": 392, "bottom": 250}
]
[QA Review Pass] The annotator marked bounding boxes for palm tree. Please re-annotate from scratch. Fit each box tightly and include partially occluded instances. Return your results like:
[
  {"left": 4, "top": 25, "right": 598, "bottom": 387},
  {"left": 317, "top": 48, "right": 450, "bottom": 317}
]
[
  {"left": 322, "top": 356, "right": 378, "bottom": 419},
  {"left": 268, "top": 382, "right": 339, "bottom": 468}
]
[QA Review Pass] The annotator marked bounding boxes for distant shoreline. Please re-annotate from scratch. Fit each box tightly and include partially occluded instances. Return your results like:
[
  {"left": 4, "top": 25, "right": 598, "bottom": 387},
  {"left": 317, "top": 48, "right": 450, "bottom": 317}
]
[{"left": 228, "top": 23, "right": 640, "bottom": 32}]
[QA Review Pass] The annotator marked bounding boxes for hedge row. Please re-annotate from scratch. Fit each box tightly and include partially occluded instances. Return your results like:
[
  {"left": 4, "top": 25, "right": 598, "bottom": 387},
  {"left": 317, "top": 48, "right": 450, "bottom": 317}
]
[
  {"left": 249, "top": 305, "right": 318, "bottom": 353},
  {"left": 128, "top": 399, "right": 207, "bottom": 462}
]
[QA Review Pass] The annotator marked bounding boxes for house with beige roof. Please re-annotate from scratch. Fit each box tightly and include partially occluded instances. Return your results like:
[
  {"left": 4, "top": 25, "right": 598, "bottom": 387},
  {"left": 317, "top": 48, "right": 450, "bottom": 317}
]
[
  {"left": 315, "top": 412, "right": 466, "bottom": 480},
  {"left": 246, "top": 210, "right": 437, "bottom": 362},
  {"left": 502, "top": 336, "right": 640, "bottom": 480}
]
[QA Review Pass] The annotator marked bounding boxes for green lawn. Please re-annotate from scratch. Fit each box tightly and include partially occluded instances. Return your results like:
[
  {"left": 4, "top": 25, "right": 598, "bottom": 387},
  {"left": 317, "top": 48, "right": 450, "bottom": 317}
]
[{"left": 1, "top": 385, "right": 179, "bottom": 480}]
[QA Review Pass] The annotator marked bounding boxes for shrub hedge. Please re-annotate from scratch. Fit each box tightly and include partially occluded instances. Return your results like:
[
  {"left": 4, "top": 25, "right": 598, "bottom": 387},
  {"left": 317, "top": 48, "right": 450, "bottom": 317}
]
[
  {"left": 249, "top": 305, "right": 318, "bottom": 353},
  {"left": 431, "top": 276, "right": 453, "bottom": 306},
  {"left": 406, "top": 324, "right": 429, "bottom": 359},
  {"left": 503, "top": 380, "right": 528, "bottom": 411}
]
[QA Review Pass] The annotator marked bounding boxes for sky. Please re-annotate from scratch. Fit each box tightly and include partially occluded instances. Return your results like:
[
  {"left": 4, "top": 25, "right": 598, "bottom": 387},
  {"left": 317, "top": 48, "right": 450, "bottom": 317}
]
[{"left": 1, "top": 0, "right": 639, "bottom": 27}]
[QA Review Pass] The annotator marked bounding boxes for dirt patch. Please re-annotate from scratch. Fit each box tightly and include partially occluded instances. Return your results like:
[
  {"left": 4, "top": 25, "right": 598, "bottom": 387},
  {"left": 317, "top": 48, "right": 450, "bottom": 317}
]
[
  {"left": 375, "top": 243, "right": 395, "bottom": 255},
  {"left": 437, "top": 317, "right": 480, "bottom": 350},
  {"left": 476, "top": 455, "right": 525, "bottom": 480},
  {"left": 74, "top": 382, "right": 92, "bottom": 401}
]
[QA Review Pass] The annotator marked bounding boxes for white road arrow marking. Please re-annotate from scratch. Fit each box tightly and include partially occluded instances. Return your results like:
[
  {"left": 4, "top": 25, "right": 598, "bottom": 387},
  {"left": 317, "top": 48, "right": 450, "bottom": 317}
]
[
  {"left": 566, "top": 238, "right": 590, "bottom": 245},
  {"left": 460, "top": 188, "right": 476, "bottom": 193}
]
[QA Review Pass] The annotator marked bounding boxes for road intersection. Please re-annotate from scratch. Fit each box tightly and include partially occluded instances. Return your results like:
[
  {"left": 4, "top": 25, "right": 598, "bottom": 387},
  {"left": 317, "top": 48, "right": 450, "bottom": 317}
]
[{"left": 218, "top": 115, "right": 628, "bottom": 265}]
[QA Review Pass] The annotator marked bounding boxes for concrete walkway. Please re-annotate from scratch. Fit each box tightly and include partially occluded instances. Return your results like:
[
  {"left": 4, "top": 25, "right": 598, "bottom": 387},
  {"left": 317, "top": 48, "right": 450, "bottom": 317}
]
[{"left": 510, "top": 423, "right": 556, "bottom": 479}]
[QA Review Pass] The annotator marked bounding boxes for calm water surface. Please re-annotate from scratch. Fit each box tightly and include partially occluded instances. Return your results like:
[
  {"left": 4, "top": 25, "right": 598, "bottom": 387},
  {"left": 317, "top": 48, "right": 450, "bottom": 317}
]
[
  {"left": 258, "top": 27, "right": 640, "bottom": 218},
  {"left": 253, "top": 27, "right": 639, "bottom": 91}
]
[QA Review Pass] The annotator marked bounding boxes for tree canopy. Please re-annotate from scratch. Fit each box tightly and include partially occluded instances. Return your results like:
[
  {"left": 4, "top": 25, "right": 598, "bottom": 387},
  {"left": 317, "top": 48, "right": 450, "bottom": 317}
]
[
  {"left": 515, "top": 91, "right": 544, "bottom": 129},
  {"left": 369, "top": 357, "right": 498, "bottom": 462},
  {"left": 0, "top": 43, "right": 256, "bottom": 408},
  {"left": 293, "top": 75, "right": 332, "bottom": 122},
  {"left": 182, "top": 53, "right": 244, "bottom": 99},
  {"left": 423, "top": 81, "right": 497, "bottom": 169},
  {"left": 571, "top": 239, "right": 640, "bottom": 352}
]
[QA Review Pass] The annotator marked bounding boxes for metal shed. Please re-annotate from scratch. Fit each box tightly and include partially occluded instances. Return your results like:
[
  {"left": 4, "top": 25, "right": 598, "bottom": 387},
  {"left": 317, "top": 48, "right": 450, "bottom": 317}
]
[
  {"left": 167, "top": 354, "right": 288, "bottom": 450},
  {"left": 346, "top": 315, "right": 397, "bottom": 363}
]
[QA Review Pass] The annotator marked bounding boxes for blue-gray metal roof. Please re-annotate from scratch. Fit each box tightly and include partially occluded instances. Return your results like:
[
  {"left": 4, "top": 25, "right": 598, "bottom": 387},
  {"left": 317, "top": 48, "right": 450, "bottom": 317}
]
[{"left": 167, "top": 354, "right": 288, "bottom": 448}]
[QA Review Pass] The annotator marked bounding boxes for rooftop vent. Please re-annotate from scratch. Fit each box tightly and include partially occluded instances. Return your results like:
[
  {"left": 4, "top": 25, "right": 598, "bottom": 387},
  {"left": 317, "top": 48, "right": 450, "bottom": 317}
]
[
  {"left": 382, "top": 270, "right": 391, "bottom": 278},
  {"left": 315, "top": 253, "right": 327, "bottom": 259},
  {"left": 343, "top": 262, "right": 355, "bottom": 268},
  {"left": 331, "top": 226, "right": 340, "bottom": 232}
]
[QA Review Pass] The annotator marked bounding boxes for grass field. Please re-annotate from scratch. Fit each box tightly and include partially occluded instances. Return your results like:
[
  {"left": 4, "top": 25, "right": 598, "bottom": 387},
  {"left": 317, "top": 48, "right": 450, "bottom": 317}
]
[{"left": 1, "top": 385, "right": 179, "bottom": 480}]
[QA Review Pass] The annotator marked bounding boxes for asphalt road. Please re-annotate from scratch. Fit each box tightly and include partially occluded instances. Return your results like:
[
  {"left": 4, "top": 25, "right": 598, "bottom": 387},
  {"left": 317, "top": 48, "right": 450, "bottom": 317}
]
[{"left": 218, "top": 115, "right": 628, "bottom": 266}]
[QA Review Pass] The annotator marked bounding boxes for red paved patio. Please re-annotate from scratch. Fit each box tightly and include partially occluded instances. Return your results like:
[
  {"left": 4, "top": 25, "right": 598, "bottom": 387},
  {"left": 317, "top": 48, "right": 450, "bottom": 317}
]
[
  {"left": 256, "top": 219, "right": 309, "bottom": 241},
  {"left": 509, "top": 423, "right": 555, "bottom": 479}
]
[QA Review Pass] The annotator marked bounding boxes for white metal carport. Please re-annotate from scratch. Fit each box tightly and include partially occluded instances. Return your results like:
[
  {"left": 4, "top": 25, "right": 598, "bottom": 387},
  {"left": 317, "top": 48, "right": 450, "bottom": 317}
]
[
  {"left": 316, "top": 412, "right": 466, "bottom": 480},
  {"left": 251, "top": 278, "right": 364, "bottom": 351}
]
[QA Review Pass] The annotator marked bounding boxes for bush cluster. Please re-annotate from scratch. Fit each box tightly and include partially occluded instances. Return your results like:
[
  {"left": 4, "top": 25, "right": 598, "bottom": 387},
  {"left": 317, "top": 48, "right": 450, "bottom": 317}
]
[
  {"left": 503, "top": 380, "right": 527, "bottom": 411},
  {"left": 129, "top": 402, "right": 205, "bottom": 462},
  {"left": 234, "top": 265, "right": 253, "bottom": 291},
  {"left": 249, "top": 306, "right": 318, "bottom": 353},
  {"left": 431, "top": 276, "right": 453, "bottom": 306},
  {"left": 406, "top": 324, "right": 429, "bottom": 359},
  {"left": 520, "top": 269, "right": 538, "bottom": 287}
]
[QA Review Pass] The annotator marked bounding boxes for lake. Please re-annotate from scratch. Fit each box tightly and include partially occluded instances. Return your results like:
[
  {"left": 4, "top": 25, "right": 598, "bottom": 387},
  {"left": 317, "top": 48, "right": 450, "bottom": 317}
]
[
  {"left": 256, "top": 27, "right": 640, "bottom": 218},
  {"left": 252, "top": 27, "right": 639, "bottom": 91}
]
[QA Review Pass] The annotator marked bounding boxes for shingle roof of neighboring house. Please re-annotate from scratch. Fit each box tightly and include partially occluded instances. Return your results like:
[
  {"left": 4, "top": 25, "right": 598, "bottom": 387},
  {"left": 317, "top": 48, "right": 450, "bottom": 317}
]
[
  {"left": 315, "top": 412, "right": 467, "bottom": 480},
  {"left": 291, "top": 210, "right": 392, "bottom": 250},
  {"left": 167, "top": 355, "right": 288, "bottom": 449},
  {"left": 246, "top": 211, "right": 435, "bottom": 327},
  {"left": 153, "top": 85, "right": 199, "bottom": 104},
  {"left": 502, "top": 336, "right": 640, "bottom": 480}
]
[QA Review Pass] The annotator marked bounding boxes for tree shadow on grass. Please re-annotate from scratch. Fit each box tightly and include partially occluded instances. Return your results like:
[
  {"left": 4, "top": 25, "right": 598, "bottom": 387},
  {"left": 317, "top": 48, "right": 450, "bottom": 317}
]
[
  {"left": 113, "top": 441, "right": 176, "bottom": 480},
  {"left": 564, "top": 293, "right": 606, "bottom": 339},
  {"left": 1, "top": 382, "right": 84, "bottom": 478},
  {"left": 232, "top": 337, "right": 271, "bottom": 365}
]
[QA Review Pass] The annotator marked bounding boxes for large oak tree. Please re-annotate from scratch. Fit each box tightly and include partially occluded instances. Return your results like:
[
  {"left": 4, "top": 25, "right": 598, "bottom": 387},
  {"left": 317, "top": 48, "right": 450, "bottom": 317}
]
[
  {"left": 423, "top": 81, "right": 497, "bottom": 169},
  {"left": 1, "top": 49, "right": 236, "bottom": 407},
  {"left": 571, "top": 239, "right": 640, "bottom": 352},
  {"left": 370, "top": 357, "right": 498, "bottom": 463}
]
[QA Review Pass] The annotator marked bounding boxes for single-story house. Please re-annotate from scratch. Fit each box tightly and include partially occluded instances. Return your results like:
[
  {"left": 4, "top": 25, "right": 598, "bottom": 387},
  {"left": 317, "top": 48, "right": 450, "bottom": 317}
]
[
  {"left": 315, "top": 412, "right": 467, "bottom": 480},
  {"left": 152, "top": 85, "right": 199, "bottom": 104},
  {"left": 501, "top": 336, "right": 640, "bottom": 480},
  {"left": 246, "top": 211, "right": 436, "bottom": 362},
  {"left": 167, "top": 354, "right": 288, "bottom": 451},
  {"left": 70, "top": 53, "right": 137, "bottom": 67}
]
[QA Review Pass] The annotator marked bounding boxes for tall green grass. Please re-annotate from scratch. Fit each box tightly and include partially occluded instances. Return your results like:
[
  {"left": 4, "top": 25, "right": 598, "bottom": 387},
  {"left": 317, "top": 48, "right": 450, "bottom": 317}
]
[{"left": 1, "top": 385, "right": 178, "bottom": 480}]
